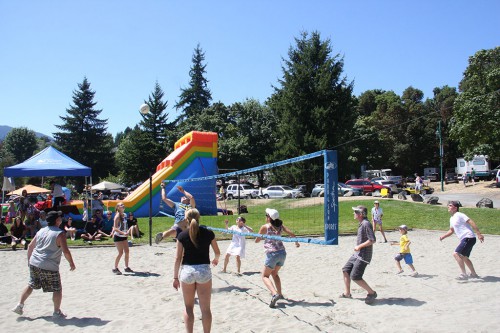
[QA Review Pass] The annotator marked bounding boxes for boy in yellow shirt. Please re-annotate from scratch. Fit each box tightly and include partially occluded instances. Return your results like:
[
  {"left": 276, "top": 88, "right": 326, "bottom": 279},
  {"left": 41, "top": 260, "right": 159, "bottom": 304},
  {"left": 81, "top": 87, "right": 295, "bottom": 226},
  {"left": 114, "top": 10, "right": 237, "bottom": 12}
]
[{"left": 391, "top": 225, "right": 418, "bottom": 276}]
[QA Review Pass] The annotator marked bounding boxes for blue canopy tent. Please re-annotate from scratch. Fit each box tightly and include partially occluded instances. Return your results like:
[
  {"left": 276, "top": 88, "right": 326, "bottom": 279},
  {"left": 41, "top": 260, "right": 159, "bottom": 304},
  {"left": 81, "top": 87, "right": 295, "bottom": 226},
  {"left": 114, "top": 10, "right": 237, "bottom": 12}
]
[
  {"left": 3, "top": 146, "right": 92, "bottom": 216},
  {"left": 4, "top": 146, "right": 91, "bottom": 177}
]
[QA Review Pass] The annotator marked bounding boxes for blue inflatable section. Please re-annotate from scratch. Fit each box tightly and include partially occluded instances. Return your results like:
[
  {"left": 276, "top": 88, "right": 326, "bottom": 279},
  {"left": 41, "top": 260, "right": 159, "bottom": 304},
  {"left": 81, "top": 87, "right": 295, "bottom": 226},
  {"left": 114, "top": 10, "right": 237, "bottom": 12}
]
[{"left": 132, "top": 156, "right": 218, "bottom": 218}]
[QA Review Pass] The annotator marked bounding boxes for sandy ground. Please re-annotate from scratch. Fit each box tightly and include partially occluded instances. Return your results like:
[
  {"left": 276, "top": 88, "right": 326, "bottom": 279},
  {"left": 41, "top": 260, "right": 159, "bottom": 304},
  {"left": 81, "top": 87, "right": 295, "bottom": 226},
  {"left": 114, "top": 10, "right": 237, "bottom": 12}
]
[{"left": 2, "top": 227, "right": 499, "bottom": 333}]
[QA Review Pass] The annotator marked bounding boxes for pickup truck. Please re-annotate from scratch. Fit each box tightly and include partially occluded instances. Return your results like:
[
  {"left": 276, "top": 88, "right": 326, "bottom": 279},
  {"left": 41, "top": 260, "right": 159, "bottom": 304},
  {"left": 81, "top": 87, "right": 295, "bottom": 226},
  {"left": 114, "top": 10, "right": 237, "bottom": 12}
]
[{"left": 345, "top": 179, "right": 391, "bottom": 196}]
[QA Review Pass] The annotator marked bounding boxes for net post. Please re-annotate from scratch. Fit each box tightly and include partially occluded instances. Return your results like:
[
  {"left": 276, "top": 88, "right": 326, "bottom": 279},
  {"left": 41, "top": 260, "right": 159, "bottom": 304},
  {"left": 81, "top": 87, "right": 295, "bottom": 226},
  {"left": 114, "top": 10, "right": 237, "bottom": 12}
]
[{"left": 324, "top": 150, "right": 338, "bottom": 245}]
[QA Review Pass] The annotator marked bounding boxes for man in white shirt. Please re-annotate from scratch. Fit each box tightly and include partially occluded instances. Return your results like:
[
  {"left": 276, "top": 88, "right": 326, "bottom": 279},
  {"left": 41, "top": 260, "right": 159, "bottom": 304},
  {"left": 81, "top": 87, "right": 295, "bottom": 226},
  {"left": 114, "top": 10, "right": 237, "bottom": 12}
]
[
  {"left": 439, "top": 201, "right": 484, "bottom": 280},
  {"left": 50, "top": 181, "right": 65, "bottom": 209}
]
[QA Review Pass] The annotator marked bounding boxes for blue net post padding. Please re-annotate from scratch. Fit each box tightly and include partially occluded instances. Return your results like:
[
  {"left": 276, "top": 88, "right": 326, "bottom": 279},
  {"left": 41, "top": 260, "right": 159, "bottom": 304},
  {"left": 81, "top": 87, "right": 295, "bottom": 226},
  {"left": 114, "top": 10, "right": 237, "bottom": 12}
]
[{"left": 206, "top": 227, "right": 337, "bottom": 245}]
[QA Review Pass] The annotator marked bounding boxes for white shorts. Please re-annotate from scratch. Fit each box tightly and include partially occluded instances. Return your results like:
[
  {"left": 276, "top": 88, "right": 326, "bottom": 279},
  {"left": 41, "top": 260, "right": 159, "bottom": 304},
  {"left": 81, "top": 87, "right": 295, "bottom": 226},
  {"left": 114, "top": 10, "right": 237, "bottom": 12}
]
[{"left": 179, "top": 264, "right": 212, "bottom": 284}]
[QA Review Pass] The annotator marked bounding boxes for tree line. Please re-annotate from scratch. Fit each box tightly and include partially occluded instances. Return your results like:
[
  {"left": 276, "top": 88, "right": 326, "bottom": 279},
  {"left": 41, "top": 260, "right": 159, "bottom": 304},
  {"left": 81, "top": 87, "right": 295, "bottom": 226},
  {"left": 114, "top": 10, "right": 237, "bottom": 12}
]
[{"left": 1, "top": 32, "right": 498, "bottom": 190}]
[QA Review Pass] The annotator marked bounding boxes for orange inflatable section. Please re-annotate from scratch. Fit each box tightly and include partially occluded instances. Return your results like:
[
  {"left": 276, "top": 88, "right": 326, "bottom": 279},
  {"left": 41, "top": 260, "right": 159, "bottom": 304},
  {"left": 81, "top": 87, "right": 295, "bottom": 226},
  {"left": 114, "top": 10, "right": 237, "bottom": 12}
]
[{"left": 156, "top": 131, "right": 218, "bottom": 172}]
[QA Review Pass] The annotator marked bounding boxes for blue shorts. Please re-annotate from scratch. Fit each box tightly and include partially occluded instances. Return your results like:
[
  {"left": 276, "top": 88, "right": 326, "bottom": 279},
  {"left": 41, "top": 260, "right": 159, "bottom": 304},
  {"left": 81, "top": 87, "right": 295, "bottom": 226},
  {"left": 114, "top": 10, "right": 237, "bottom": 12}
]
[
  {"left": 264, "top": 250, "right": 287, "bottom": 269},
  {"left": 455, "top": 237, "right": 476, "bottom": 257},
  {"left": 395, "top": 253, "right": 414, "bottom": 265},
  {"left": 179, "top": 264, "right": 212, "bottom": 284}
]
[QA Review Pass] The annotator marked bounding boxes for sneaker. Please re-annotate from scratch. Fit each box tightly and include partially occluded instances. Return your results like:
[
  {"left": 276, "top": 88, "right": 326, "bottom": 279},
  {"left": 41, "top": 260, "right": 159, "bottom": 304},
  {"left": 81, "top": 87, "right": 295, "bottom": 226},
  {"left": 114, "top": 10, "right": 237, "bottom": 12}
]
[
  {"left": 456, "top": 273, "right": 468, "bottom": 280},
  {"left": 269, "top": 294, "right": 280, "bottom": 308},
  {"left": 396, "top": 270, "right": 404, "bottom": 275},
  {"left": 469, "top": 273, "right": 479, "bottom": 279},
  {"left": 410, "top": 271, "right": 418, "bottom": 277},
  {"left": 12, "top": 304, "right": 23, "bottom": 315},
  {"left": 365, "top": 291, "right": 377, "bottom": 305},
  {"left": 124, "top": 267, "right": 134, "bottom": 273},
  {"left": 112, "top": 268, "right": 122, "bottom": 275},
  {"left": 155, "top": 232, "right": 163, "bottom": 244},
  {"left": 53, "top": 310, "right": 67, "bottom": 318}
]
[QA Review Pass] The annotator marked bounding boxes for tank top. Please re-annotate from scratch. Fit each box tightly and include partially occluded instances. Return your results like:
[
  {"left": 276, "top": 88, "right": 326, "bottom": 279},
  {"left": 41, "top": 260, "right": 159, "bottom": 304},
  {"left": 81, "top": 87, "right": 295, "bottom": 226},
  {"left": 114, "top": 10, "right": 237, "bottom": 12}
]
[
  {"left": 264, "top": 224, "right": 285, "bottom": 253},
  {"left": 29, "top": 226, "right": 63, "bottom": 271},
  {"left": 115, "top": 215, "right": 128, "bottom": 238}
]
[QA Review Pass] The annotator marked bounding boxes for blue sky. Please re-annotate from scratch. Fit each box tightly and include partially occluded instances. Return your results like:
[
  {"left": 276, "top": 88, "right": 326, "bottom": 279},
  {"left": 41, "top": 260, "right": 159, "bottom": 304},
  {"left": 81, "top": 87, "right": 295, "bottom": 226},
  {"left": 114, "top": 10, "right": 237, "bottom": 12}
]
[{"left": 1, "top": 1, "right": 498, "bottom": 137}]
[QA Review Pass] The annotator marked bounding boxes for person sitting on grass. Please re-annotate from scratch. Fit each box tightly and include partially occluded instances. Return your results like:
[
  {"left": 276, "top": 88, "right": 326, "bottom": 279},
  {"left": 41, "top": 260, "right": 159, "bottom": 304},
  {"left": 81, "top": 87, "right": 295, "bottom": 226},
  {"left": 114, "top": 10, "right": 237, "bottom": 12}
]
[
  {"left": 60, "top": 217, "right": 77, "bottom": 241},
  {"left": 80, "top": 215, "right": 102, "bottom": 244},
  {"left": 127, "top": 211, "right": 141, "bottom": 240},
  {"left": 10, "top": 216, "right": 28, "bottom": 251},
  {"left": 101, "top": 211, "right": 115, "bottom": 237}
]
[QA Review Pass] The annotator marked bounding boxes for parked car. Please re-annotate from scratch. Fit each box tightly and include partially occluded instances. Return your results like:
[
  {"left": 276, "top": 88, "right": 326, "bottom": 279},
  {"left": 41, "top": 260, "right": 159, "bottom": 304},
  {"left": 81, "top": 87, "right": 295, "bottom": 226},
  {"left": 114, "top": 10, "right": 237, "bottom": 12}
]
[
  {"left": 372, "top": 180, "right": 399, "bottom": 194},
  {"left": 294, "top": 185, "right": 308, "bottom": 197},
  {"left": 226, "top": 184, "right": 259, "bottom": 199},
  {"left": 496, "top": 169, "right": 500, "bottom": 188},
  {"left": 310, "top": 184, "right": 325, "bottom": 197},
  {"left": 387, "top": 175, "right": 403, "bottom": 187},
  {"left": 338, "top": 183, "right": 363, "bottom": 196},
  {"left": 310, "top": 183, "right": 362, "bottom": 197},
  {"left": 344, "top": 179, "right": 390, "bottom": 196},
  {"left": 262, "top": 185, "right": 302, "bottom": 199},
  {"left": 445, "top": 171, "right": 458, "bottom": 184}
]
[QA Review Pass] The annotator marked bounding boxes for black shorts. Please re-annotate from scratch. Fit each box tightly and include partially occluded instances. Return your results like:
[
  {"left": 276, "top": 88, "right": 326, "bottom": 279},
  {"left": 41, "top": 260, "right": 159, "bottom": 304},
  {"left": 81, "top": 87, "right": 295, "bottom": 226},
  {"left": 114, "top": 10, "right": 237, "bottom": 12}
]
[
  {"left": 114, "top": 235, "right": 128, "bottom": 243},
  {"left": 342, "top": 255, "right": 368, "bottom": 281}
]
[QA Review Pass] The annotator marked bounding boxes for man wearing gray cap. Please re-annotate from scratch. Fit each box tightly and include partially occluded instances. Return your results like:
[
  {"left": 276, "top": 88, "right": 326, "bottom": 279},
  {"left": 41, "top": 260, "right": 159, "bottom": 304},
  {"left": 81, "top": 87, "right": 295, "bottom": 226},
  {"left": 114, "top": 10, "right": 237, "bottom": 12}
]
[
  {"left": 12, "top": 210, "right": 76, "bottom": 318},
  {"left": 340, "top": 205, "right": 377, "bottom": 304}
]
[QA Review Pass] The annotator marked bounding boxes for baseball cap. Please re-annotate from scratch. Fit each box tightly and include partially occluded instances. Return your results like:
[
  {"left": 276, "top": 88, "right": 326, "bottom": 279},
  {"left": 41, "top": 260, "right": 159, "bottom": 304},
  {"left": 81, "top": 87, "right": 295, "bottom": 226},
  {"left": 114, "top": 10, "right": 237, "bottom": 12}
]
[
  {"left": 265, "top": 208, "right": 279, "bottom": 220},
  {"left": 448, "top": 201, "right": 461, "bottom": 208},
  {"left": 398, "top": 225, "right": 408, "bottom": 231},
  {"left": 351, "top": 205, "right": 368, "bottom": 217},
  {"left": 46, "top": 211, "right": 63, "bottom": 223},
  {"left": 374, "top": 200, "right": 379, "bottom": 204}
]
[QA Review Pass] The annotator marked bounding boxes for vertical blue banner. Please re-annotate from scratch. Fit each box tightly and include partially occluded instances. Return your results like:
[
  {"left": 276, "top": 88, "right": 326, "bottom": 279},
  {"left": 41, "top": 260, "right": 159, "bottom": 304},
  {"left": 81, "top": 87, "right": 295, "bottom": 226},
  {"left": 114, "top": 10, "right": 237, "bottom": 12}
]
[{"left": 324, "top": 150, "right": 338, "bottom": 245}]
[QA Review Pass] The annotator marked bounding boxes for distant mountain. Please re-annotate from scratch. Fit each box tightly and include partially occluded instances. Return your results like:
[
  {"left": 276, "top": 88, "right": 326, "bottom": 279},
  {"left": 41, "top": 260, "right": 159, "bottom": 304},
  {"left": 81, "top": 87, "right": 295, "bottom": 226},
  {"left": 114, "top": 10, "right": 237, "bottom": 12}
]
[{"left": 0, "top": 125, "right": 53, "bottom": 141}]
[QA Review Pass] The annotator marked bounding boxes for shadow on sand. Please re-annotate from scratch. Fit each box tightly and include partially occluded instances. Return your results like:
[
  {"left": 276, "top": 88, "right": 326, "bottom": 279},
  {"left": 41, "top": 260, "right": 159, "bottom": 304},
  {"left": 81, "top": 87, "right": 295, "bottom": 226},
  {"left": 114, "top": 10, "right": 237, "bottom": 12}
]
[{"left": 19, "top": 315, "right": 110, "bottom": 327}]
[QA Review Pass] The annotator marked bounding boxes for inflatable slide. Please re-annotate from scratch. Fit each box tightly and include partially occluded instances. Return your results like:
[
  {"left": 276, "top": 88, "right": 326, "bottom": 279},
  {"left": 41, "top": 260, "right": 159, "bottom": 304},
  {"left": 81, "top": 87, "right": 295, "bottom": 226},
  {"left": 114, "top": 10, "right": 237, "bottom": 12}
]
[{"left": 73, "top": 131, "right": 219, "bottom": 218}]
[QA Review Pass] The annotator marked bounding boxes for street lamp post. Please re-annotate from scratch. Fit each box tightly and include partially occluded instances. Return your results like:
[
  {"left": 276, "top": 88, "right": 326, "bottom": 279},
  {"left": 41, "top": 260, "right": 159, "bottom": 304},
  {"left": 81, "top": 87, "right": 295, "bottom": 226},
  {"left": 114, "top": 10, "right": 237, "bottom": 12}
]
[{"left": 436, "top": 121, "right": 444, "bottom": 192}]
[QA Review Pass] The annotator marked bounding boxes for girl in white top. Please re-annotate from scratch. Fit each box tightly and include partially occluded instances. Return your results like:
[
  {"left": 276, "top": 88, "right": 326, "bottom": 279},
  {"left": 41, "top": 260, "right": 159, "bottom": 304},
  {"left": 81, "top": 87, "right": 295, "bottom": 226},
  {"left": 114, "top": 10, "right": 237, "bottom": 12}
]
[
  {"left": 222, "top": 216, "right": 253, "bottom": 274},
  {"left": 112, "top": 203, "right": 132, "bottom": 275}
]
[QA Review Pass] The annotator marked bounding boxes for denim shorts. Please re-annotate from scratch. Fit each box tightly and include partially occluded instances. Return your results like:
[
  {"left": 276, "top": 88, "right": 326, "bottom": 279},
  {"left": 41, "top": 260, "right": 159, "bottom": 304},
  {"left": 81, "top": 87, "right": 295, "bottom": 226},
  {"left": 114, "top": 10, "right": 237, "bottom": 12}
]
[
  {"left": 264, "top": 250, "right": 287, "bottom": 269},
  {"left": 179, "top": 264, "right": 212, "bottom": 284}
]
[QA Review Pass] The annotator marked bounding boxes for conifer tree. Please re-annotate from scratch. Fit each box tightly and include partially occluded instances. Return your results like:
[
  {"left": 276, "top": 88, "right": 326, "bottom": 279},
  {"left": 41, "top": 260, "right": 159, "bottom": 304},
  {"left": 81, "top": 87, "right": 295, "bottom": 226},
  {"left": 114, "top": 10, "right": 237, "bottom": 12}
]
[
  {"left": 175, "top": 44, "right": 212, "bottom": 122},
  {"left": 54, "top": 77, "right": 115, "bottom": 180}
]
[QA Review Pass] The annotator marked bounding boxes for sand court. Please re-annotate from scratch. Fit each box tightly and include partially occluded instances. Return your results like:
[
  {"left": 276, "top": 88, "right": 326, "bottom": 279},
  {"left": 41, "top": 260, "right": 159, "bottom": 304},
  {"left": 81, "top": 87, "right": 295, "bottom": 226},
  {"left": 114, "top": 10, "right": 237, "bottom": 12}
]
[{"left": 1, "top": 229, "right": 499, "bottom": 332}]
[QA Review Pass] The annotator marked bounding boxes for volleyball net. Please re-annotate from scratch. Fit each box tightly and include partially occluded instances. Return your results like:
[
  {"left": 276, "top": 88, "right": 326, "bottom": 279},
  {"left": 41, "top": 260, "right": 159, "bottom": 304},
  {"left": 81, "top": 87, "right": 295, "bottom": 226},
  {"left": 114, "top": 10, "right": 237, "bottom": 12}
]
[{"left": 163, "top": 150, "right": 338, "bottom": 245}]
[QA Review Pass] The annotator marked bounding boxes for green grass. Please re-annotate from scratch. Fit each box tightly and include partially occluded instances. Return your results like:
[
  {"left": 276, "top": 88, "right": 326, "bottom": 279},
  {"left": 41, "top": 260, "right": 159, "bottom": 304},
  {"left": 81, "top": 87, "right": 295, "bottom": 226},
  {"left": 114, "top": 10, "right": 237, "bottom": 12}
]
[{"left": 6, "top": 199, "right": 496, "bottom": 249}]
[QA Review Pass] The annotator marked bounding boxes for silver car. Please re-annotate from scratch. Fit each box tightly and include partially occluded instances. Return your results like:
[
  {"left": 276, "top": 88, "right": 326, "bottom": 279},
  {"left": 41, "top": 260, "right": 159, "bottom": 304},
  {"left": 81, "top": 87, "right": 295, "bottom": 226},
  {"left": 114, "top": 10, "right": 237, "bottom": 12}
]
[{"left": 262, "top": 185, "right": 301, "bottom": 199}]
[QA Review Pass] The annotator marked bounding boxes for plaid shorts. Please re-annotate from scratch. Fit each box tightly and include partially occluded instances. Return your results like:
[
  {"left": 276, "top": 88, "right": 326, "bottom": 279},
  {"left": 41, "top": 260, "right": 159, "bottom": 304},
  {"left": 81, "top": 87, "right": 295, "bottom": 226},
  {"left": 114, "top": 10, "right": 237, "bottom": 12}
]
[{"left": 28, "top": 265, "right": 61, "bottom": 292}]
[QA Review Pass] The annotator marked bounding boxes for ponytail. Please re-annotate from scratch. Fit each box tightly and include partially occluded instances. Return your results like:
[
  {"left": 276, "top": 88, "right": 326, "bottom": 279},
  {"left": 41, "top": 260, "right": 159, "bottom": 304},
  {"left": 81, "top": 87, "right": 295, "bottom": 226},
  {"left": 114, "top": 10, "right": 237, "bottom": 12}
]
[
  {"left": 270, "top": 218, "right": 283, "bottom": 228},
  {"left": 185, "top": 208, "right": 201, "bottom": 248},
  {"left": 189, "top": 218, "right": 199, "bottom": 248}
]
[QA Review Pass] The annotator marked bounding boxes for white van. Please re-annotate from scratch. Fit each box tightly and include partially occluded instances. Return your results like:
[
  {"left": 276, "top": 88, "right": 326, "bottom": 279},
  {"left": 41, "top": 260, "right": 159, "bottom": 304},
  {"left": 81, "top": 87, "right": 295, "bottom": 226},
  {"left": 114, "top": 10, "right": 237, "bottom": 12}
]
[{"left": 226, "top": 184, "right": 258, "bottom": 199}]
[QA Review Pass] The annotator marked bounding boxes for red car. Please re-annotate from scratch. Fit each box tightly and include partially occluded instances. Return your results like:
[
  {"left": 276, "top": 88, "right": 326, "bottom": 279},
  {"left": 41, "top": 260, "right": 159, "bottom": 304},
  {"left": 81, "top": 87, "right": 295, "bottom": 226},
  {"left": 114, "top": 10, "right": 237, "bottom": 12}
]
[{"left": 345, "top": 179, "right": 391, "bottom": 196}]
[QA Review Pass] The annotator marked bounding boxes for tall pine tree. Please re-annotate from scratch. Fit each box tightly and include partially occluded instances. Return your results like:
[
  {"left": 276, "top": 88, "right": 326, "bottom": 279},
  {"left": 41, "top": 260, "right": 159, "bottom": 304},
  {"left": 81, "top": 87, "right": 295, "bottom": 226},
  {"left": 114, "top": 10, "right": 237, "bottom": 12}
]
[
  {"left": 54, "top": 77, "right": 115, "bottom": 182},
  {"left": 267, "top": 31, "right": 356, "bottom": 182},
  {"left": 175, "top": 44, "right": 212, "bottom": 122},
  {"left": 115, "top": 81, "right": 173, "bottom": 183}
]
